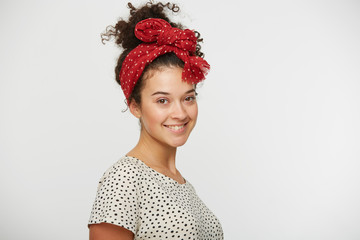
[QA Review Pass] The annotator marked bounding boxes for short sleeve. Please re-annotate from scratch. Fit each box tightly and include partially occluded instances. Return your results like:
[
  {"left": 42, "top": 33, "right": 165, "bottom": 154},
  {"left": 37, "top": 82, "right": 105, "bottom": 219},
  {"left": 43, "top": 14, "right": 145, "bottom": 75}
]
[{"left": 88, "top": 159, "right": 140, "bottom": 234}]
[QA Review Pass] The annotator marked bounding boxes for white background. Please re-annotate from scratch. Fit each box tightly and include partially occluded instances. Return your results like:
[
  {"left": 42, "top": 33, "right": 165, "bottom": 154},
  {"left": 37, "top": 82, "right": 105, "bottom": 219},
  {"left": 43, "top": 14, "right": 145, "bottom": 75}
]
[{"left": 1, "top": 0, "right": 360, "bottom": 239}]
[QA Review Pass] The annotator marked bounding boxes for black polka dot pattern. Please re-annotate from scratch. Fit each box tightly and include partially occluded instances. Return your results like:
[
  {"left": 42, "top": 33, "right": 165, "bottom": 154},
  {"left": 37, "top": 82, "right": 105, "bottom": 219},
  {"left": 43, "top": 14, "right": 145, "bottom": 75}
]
[{"left": 88, "top": 156, "right": 224, "bottom": 239}]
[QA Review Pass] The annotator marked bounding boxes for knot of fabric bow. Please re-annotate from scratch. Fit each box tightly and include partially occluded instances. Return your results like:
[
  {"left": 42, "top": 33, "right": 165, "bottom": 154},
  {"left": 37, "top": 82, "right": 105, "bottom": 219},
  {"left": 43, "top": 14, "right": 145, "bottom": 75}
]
[{"left": 135, "top": 18, "right": 197, "bottom": 52}]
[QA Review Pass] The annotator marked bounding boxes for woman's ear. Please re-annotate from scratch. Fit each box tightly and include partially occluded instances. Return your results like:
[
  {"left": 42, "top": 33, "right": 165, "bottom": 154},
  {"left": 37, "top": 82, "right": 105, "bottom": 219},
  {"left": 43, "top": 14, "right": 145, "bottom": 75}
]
[{"left": 129, "top": 100, "right": 141, "bottom": 119}]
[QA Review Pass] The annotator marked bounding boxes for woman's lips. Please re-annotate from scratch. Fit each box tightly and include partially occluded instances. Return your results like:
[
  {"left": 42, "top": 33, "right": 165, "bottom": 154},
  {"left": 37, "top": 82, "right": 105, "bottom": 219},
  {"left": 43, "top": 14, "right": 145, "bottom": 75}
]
[{"left": 164, "top": 122, "right": 188, "bottom": 133}]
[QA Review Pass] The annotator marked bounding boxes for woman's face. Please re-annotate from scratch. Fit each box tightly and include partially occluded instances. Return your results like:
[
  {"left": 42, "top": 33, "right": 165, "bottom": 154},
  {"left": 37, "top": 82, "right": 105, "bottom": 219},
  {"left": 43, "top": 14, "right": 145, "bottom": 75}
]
[{"left": 132, "top": 66, "right": 198, "bottom": 148}]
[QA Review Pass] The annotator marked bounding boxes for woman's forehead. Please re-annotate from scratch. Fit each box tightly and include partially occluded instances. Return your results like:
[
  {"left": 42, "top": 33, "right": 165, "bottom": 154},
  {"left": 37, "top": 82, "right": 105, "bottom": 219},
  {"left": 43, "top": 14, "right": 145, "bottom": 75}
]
[{"left": 143, "top": 67, "right": 194, "bottom": 94}]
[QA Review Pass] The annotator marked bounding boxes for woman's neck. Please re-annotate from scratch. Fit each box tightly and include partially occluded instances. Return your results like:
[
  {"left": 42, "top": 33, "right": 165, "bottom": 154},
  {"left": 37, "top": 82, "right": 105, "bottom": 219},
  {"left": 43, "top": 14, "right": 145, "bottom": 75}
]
[{"left": 127, "top": 130, "right": 178, "bottom": 175}]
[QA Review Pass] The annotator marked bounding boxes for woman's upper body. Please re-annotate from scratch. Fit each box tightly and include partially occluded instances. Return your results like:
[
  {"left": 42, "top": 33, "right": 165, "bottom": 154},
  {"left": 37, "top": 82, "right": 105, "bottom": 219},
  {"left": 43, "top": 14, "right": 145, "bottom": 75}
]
[
  {"left": 89, "top": 156, "right": 224, "bottom": 240},
  {"left": 89, "top": 1, "right": 221, "bottom": 239}
]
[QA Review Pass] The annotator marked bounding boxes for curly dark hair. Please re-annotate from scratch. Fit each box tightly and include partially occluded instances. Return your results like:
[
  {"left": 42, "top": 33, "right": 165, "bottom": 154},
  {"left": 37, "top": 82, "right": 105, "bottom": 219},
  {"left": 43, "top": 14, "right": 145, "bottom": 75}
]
[{"left": 101, "top": 1, "right": 205, "bottom": 105}]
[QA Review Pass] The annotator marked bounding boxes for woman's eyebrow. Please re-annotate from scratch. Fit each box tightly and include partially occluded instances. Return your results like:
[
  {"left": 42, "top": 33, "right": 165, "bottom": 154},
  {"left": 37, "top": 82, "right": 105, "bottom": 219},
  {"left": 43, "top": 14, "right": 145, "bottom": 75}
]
[
  {"left": 151, "top": 91, "right": 169, "bottom": 96},
  {"left": 185, "top": 89, "right": 195, "bottom": 94},
  {"left": 151, "top": 89, "right": 195, "bottom": 96}
]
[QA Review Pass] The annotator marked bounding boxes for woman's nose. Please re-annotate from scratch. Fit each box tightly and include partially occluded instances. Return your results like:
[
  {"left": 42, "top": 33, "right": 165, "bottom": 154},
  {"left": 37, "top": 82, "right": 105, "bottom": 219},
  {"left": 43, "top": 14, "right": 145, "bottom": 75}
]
[{"left": 170, "top": 102, "right": 187, "bottom": 119}]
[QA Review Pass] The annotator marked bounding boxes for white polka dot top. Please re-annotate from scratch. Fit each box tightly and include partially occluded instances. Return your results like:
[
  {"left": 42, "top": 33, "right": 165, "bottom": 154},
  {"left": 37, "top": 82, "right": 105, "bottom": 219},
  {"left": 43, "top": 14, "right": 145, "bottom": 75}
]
[{"left": 88, "top": 156, "right": 224, "bottom": 239}]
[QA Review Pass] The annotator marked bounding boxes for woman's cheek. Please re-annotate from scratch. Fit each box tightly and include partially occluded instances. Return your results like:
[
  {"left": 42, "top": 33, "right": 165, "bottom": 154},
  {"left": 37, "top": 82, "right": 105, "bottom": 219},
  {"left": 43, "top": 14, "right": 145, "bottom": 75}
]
[{"left": 189, "top": 103, "right": 198, "bottom": 119}]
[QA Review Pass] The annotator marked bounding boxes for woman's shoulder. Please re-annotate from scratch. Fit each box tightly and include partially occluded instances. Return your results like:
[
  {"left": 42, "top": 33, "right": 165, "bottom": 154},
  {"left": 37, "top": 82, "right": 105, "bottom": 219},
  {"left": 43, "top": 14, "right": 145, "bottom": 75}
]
[
  {"left": 96, "top": 156, "right": 144, "bottom": 189},
  {"left": 103, "top": 155, "right": 142, "bottom": 173},
  {"left": 89, "top": 156, "right": 143, "bottom": 233}
]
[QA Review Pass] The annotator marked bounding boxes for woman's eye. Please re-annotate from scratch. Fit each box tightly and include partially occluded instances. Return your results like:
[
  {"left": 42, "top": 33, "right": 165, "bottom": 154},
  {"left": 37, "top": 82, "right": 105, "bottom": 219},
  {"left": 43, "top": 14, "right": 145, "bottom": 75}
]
[
  {"left": 157, "top": 98, "right": 168, "bottom": 104},
  {"left": 185, "top": 96, "right": 196, "bottom": 102}
]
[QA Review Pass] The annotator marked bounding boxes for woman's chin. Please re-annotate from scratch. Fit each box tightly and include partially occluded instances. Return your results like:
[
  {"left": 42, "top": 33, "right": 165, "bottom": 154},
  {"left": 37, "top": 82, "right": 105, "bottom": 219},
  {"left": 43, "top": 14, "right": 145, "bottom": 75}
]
[
  {"left": 172, "top": 142, "right": 187, "bottom": 148},
  {"left": 165, "top": 137, "right": 189, "bottom": 148}
]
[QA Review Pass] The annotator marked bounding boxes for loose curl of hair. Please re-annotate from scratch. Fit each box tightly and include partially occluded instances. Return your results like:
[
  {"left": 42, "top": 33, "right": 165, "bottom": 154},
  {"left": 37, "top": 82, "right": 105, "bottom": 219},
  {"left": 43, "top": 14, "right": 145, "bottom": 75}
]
[{"left": 101, "top": 1, "right": 205, "bottom": 105}]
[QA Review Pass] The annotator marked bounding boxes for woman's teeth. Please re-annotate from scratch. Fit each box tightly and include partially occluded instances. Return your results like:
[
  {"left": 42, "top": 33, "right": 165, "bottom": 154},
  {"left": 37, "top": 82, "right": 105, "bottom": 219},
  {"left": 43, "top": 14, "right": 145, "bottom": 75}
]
[{"left": 166, "top": 125, "right": 184, "bottom": 130}]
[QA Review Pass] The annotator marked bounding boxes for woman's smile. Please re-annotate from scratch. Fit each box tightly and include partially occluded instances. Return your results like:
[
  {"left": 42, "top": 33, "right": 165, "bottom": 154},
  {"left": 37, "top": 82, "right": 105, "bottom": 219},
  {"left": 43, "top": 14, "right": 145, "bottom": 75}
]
[{"left": 163, "top": 122, "right": 188, "bottom": 133}]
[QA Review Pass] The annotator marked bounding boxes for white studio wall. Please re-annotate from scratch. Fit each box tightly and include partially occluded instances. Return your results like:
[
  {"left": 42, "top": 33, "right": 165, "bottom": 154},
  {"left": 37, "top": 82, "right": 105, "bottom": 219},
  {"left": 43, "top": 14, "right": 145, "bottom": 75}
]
[{"left": 1, "top": 0, "right": 360, "bottom": 239}]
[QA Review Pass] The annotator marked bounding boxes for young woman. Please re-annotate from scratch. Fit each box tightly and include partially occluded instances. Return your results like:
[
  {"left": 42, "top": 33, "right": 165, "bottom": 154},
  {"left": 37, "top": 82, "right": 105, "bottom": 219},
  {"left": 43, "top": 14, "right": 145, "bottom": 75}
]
[{"left": 88, "top": 2, "right": 223, "bottom": 239}]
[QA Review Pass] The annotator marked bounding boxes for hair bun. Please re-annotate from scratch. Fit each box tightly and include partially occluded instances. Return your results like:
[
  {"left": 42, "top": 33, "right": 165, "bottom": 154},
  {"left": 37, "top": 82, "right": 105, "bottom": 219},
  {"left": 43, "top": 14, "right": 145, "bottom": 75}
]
[
  {"left": 100, "top": 1, "right": 204, "bottom": 87},
  {"left": 101, "top": 2, "right": 181, "bottom": 50}
]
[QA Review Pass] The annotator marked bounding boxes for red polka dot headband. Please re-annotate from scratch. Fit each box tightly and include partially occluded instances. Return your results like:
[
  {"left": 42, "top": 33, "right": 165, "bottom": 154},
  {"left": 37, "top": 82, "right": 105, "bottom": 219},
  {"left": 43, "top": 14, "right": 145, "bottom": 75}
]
[{"left": 119, "top": 18, "right": 210, "bottom": 104}]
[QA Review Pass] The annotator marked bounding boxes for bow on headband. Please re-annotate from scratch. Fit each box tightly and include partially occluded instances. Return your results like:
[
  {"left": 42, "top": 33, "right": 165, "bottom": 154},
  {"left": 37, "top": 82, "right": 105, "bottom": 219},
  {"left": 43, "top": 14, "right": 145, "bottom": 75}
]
[{"left": 119, "top": 18, "right": 210, "bottom": 104}]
